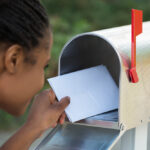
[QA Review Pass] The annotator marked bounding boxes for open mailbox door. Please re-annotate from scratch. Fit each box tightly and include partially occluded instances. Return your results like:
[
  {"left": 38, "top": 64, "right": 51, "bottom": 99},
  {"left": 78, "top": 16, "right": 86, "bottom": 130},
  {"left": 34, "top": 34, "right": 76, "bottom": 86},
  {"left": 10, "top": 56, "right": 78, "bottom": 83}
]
[{"left": 36, "top": 21, "right": 150, "bottom": 150}]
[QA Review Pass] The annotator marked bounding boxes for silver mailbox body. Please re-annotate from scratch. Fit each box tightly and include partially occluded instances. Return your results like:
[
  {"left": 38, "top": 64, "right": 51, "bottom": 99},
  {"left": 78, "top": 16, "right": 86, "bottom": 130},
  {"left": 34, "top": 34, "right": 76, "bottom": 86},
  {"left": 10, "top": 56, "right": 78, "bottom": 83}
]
[
  {"left": 59, "top": 21, "right": 150, "bottom": 130},
  {"left": 36, "top": 22, "right": 150, "bottom": 150}
]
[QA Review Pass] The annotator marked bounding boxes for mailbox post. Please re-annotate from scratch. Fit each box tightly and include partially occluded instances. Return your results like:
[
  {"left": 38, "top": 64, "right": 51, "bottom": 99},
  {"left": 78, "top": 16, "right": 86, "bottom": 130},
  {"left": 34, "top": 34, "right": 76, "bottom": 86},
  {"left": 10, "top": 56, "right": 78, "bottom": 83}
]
[{"left": 36, "top": 21, "right": 150, "bottom": 150}]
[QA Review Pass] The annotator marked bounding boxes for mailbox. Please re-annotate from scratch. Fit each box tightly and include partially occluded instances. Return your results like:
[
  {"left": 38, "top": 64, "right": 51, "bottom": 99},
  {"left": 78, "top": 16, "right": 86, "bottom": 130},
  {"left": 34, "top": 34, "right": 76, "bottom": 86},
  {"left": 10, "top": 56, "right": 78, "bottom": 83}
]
[{"left": 36, "top": 21, "right": 150, "bottom": 150}]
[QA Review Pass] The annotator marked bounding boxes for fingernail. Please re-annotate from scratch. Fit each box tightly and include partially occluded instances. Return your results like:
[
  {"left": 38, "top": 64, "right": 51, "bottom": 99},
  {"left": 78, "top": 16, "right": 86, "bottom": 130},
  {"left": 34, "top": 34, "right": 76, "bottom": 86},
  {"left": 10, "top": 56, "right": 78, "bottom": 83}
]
[
  {"left": 66, "top": 96, "right": 70, "bottom": 100},
  {"left": 67, "top": 97, "right": 70, "bottom": 104}
]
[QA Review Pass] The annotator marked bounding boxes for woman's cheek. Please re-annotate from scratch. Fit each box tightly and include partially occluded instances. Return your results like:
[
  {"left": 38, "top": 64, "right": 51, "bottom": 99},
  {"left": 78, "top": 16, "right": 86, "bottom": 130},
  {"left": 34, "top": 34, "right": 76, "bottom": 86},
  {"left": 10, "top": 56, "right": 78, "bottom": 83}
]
[
  {"left": 39, "top": 70, "right": 45, "bottom": 90},
  {"left": 31, "top": 69, "right": 45, "bottom": 96}
]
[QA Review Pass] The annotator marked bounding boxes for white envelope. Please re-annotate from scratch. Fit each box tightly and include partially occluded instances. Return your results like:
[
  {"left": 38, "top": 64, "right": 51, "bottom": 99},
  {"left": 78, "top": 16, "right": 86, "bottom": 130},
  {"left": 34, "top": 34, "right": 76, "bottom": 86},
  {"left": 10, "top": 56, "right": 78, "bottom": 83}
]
[{"left": 48, "top": 65, "right": 119, "bottom": 122}]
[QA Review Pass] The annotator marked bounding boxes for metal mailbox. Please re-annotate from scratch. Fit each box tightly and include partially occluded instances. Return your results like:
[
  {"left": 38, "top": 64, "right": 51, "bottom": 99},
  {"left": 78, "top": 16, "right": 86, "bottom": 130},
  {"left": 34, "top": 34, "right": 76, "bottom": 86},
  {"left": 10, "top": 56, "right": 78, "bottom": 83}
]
[{"left": 36, "top": 21, "right": 150, "bottom": 150}]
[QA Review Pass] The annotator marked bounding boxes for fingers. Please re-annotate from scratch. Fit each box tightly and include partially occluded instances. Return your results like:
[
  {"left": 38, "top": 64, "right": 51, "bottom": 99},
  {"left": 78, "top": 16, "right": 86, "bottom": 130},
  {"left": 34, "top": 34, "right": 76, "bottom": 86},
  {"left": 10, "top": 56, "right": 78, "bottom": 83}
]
[
  {"left": 49, "top": 89, "right": 56, "bottom": 104},
  {"left": 59, "top": 112, "right": 66, "bottom": 124},
  {"left": 51, "top": 96, "right": 70, "bottom": 115},
  {"left": 48, "top": 96, "right": 70, "bottom": 125},
  {"left": 51, "top": 112, "right": 66, "bottom": 128},
  {"left": 51, "top": 122, "right": 57, "bottom": 128},
  {"left": 56, "top": 96, "right": 70, "bottom": 113}
]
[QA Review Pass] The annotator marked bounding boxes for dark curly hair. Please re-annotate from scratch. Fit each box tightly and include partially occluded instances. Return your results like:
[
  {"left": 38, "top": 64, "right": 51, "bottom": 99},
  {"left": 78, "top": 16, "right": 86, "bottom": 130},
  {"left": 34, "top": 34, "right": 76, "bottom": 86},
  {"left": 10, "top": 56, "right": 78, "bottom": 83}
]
[{"left": 0, "top": 0, "right": 50, "bottom": 51}]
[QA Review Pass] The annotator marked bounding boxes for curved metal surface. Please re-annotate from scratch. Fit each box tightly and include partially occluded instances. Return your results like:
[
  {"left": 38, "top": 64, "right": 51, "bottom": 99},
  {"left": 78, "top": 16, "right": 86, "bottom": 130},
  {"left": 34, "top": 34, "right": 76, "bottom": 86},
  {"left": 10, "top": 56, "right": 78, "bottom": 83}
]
[
  {"left": 35, "top": 123, "right": 120, "bottom": 150},
  {"left": 58, "top": 33, "right": 121, "bottom": 129},
  {"left": 59, "top": 21, "right": 150, "bottom": 130},
  {"left": 93, "top": 21, "right": 150, "bottom": 129}
]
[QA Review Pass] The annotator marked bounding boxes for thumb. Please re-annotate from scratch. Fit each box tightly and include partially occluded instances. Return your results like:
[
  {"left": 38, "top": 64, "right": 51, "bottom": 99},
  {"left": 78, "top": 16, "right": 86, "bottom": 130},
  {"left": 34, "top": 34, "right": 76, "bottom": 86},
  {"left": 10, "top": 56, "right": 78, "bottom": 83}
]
[{"left": 55, "top": 96, "right": 70, "bottom": 113}]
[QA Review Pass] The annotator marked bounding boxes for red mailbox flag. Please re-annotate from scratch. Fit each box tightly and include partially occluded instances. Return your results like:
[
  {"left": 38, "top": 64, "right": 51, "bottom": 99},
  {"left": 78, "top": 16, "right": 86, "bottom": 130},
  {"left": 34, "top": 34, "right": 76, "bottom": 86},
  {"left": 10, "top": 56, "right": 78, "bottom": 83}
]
[{"left": 129, "top": 9, "right": 143, "bottom": 83}]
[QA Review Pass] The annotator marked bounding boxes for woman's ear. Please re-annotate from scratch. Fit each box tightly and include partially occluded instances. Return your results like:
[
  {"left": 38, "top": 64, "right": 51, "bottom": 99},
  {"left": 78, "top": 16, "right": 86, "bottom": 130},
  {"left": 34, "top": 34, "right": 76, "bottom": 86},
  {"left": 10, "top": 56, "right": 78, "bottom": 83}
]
[{"left": 4, "top": 45, "right": 24, "bottom": 74}]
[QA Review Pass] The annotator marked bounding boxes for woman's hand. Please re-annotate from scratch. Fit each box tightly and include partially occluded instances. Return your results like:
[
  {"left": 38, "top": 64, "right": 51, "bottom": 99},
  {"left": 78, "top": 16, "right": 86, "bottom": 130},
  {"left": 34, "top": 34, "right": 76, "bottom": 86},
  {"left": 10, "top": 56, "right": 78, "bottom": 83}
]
[
  {"left": 26, "top": 89, "right": 70, "bottom": 136},
  {"left": 49, "top": 90, "right": 68, "bottom": 127},
  {"left": 0, "top": 90, "right": 70, "bottom": 150}
]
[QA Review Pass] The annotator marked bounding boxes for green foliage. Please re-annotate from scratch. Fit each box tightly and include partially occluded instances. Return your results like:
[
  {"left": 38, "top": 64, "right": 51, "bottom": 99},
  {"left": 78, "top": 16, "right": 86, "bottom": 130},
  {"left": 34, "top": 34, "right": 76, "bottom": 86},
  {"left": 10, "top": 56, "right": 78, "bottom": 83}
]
[
  {"left": 42, "top": 0, "right": 150, "bottom": 29},
  {"left": 0, "top": 0, "right": 150, "bottom": 130},
  {"left": 0, "top": 107, "right": 30, "bottom": 130}
]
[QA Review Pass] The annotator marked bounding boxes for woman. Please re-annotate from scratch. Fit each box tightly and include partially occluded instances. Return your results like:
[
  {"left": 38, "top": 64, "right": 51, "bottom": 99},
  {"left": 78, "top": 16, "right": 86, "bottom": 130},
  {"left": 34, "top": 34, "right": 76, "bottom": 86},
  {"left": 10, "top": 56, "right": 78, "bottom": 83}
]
[{"left": 0, "top": 0, "right": 70, "bottom": 149}]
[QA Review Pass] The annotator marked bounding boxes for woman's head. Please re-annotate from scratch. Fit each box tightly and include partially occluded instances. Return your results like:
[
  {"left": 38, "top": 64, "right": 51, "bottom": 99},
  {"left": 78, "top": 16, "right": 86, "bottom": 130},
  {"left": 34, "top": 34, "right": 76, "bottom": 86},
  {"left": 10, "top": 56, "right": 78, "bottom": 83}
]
[{"left": 0, "top": 0, "right": 52, "bottom": 116}]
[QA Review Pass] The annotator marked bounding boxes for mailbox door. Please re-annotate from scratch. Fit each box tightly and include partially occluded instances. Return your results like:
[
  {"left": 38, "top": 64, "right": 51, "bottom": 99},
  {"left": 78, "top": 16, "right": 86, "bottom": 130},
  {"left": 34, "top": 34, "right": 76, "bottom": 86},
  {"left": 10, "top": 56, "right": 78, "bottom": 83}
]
[{"left": 35, "top": 123, "right": 120, "bottom": 150}]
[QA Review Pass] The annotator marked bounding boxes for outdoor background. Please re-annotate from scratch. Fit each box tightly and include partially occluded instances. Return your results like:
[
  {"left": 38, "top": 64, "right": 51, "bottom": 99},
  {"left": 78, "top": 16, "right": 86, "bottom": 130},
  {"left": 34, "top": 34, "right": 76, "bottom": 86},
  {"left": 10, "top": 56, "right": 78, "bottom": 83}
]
[{"left": 0, "top": 0, "right": 150, "bottom": 130}]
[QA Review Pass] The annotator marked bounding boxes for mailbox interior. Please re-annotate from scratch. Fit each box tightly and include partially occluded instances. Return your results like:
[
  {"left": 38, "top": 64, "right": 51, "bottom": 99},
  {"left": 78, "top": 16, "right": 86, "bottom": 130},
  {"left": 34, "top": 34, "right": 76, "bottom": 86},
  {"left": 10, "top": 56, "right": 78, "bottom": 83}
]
[{"left": 59, "top": 34, "right": 121, "bottom": 127}]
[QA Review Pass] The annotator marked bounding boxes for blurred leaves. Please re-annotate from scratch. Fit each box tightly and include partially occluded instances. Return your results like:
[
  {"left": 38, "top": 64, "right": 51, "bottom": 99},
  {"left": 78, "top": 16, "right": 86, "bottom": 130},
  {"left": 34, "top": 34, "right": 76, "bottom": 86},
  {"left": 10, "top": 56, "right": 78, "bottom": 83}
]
[{"left": 42, "top": 0, "right": 150, "bottom": 29}]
